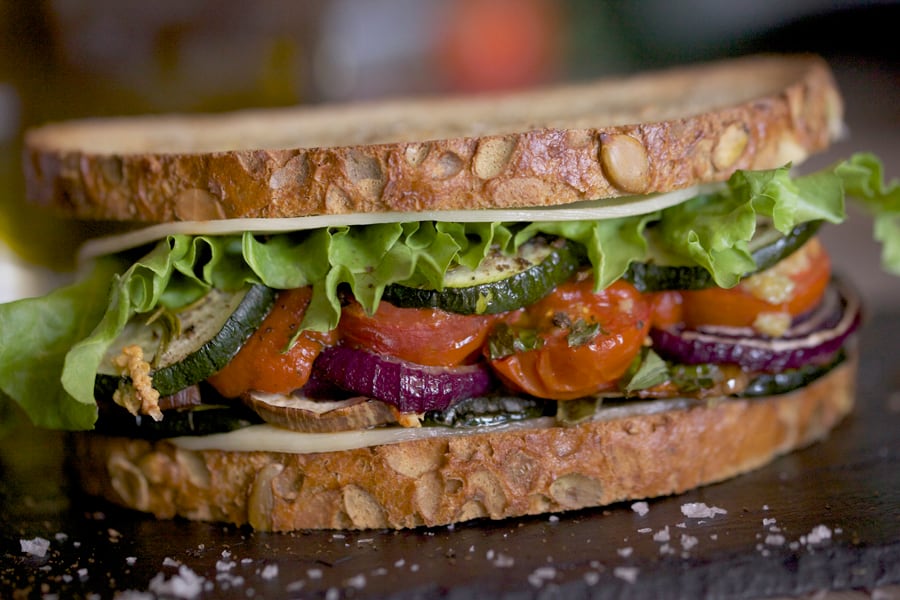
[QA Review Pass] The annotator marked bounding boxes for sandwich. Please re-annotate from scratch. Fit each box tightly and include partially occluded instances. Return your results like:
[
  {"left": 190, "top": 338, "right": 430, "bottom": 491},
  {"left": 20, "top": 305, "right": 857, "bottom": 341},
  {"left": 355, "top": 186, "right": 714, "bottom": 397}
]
[{"left": 1, "top": 54, "right": 897, "bottom": 531}]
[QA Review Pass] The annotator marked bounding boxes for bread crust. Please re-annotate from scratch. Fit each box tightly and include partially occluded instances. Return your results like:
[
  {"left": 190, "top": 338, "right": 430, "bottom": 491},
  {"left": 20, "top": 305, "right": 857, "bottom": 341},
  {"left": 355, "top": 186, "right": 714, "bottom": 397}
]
[
  {"left": 71, "top": 357, "right": 855, "bottom": 531},
  {"left": 26, "top": 55, "right": 842, "bottom": 222}
]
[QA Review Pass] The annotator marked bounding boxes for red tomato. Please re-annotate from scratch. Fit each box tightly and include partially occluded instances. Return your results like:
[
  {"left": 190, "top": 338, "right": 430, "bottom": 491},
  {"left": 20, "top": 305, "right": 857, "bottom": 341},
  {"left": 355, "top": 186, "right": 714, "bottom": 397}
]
[
  {"left": 647, "top": 291, "right": 684, "bottom": 330},
  {"left": 339, "top": 299, "right": 499, "bottom": 367},
  {"left": 487, "top": 277, "right": 650, "bottom": 400},
  {"left": 679, "top": 238, "right": 831, "bottom": 329},
  {"left": 207, "top": 287, "right": 337, "bottom": 397}
]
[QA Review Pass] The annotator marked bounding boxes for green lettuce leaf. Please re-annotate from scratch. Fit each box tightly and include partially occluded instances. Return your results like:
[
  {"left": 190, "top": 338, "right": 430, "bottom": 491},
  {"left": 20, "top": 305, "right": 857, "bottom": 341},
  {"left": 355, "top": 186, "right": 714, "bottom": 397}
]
[
  {"left": 834, "top": 152, "right": 900, "bottom": 275},
  {"left": 657, "top": 164, "right": 846, "bottom": 287},
  {"left": 0, "top": 257, "right": 124, "bottom": 429}
]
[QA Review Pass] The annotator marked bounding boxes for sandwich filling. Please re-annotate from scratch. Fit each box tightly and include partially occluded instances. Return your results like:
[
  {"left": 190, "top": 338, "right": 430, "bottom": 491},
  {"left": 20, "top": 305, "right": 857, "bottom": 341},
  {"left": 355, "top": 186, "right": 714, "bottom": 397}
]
[{"left": 0, "top": 154, "right": 896, "bottom": 445}]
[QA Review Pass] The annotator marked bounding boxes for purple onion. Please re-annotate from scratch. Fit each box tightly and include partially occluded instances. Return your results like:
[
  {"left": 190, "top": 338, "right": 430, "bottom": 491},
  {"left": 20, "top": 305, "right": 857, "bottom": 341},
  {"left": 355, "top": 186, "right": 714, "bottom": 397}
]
[
  {"left": 312, "top": 345, "right": 495, "bottom": 413},
  {"left": 650, "top": 280, "right": 862, "bottom": 372}
]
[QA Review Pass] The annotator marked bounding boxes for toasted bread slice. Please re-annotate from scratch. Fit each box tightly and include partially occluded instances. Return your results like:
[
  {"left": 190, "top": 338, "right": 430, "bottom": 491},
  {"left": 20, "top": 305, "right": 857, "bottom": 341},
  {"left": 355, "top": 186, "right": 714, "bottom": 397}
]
[
  {"left": 72, "top": 354, "right": 855, "bottom": 531},
  {"left": 25, "top": 54, "right": 842, "bottom": 223}
]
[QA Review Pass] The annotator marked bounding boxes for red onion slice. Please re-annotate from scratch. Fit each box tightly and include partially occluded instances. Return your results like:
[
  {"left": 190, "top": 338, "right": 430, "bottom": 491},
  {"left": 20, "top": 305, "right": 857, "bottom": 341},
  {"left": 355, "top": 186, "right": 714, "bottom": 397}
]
[
  {"left": 313, "top": 345, "right": 495, "bottom": 413},
  {"left": 650, "top": 280, "right": 862, "bottom": 372}
]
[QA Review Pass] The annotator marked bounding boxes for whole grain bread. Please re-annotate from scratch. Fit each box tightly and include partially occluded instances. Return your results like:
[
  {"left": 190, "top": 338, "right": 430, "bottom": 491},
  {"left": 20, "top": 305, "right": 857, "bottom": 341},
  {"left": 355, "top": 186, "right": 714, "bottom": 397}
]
[
  {"left": 71, "top": 356, "right": 855, "bottom": 531},
  {"left": 26, "top": 54, "right": 842, "bottom": 223}
]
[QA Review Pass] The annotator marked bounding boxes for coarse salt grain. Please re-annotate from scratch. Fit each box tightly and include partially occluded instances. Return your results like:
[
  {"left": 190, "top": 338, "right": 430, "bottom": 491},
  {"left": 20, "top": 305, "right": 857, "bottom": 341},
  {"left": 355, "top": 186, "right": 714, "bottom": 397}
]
[
  {"left": 680, "top": 502, "right": 728, "bottom": 519},
  {"left": 804, "top": 525, "right": 832, "bottom": 545},
  {"left": 765, "top": 534, "right": 786, "bottom": 546},
  {"left": 148, "top": 565, "right": 205, "bottom": 599},
  {"left": 20, "top": 537, "right": 50, "bottom": 558},
  {"left": 680, "top": 534, "right": 698, "bottom": 551},
  {"left": 614, "top": 566, "right": 639, "bottom": 584},
  {"left": 260, "top": 564, "right": 279, "bottom": 580},
  {"left": 584, "top": 571, "right": 601, "bottom": 586},
  {"left": 493, "top": 553, "right": 515, "bottom": 568},
  {"left": 652, "top": 526, "right": 670, "bottom": 543},
  {"left": 617, "top": 547, "right": 633, "bottom": 558},
  {"left": 527, "top": 566, "right": 557, "bottom": 587},
  {"left": 631, "top": 501, "right": 649, "bottom": 516},
  {"left": 345, "top": 574, "right": 366, "bottom": 589}
]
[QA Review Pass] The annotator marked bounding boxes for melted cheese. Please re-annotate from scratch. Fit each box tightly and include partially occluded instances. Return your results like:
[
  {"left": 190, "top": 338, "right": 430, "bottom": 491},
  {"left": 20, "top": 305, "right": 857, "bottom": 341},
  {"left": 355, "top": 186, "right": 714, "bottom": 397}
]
[
  {"left": 78, "top": 185, "right": 711, "bottom": 261},
  {"left": 169, "top": 398, "right": 694, "bottom": 454}
]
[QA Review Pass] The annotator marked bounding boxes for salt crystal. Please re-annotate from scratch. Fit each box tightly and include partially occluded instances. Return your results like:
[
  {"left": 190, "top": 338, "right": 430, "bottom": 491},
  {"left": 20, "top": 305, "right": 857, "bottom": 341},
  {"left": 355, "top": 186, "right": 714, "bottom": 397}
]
[
  {"left": 258, "top": 564, "right": 277, "bottom": 580},
  {"left": 617, "top": 547, "right": 633, "bottom": 558},
  {"left": 680, "top": 534, "right": 698, "bottom": 551},
  {"left": 163, "top": 557, "right": 181, "bottom": 568},
  {"left": 637, "top": 527, "right": 653, "bottom": 534},
  {"left": 126, "top": 557, "right": 137, "bottom": 566},
  {"left": 680, "top": 502, "right": 727, "bottom": 519},
  {"left": 527, "top": 566, "right": 557, "bottom": 587},
  {"left": 652, "top": 526, "right": 670, "bottom": 543},
  {"left": 286, "top": 581, "right": 305, "bottom": 592},
  {"left": 614, "top": 566, "right": 639, "bottom": 584},
  {"left": 55, "top": 533, "right": 68, "bottom": 543},
  {"left": 805, "top": 525, "right": 832, "bottom": 545},
  {"left": 148, "top": 565, "right": 206, "bottom": 599},
  {"left": 493, "top": 553, "right": 515, "bottom": 568},
  {"left": 630, "top": 501, "right": 649, "bottom": 516},
  {"left": 307, "top": 568, "right": 323, "bottom": 579},
  {"left": 344, "top": 574, "right": 366, "bottom": 589},
  {"left": 763, "top": 518, "right": 777, "bottom": 527},
  {"left": 765, "top": 534, "right": 786, "bottom": 546},
  {"left": 216, "top": 560, "right": 236, "bottom": 572},
  {"left": 548, "top": 515, "right": 560, "bottom": 523},
  {"left": 19, "top": 537, "right": 50, "bottom": 558},
  {"left": 584, "top": 571, "right": 601, "bottom": 586}
]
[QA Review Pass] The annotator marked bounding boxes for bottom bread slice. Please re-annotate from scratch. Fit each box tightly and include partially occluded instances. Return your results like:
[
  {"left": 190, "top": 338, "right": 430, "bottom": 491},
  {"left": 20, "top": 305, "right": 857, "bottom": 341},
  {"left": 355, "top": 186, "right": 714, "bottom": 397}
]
[{"left": 71, "top": 356, "right": 856, "bottom": 531}]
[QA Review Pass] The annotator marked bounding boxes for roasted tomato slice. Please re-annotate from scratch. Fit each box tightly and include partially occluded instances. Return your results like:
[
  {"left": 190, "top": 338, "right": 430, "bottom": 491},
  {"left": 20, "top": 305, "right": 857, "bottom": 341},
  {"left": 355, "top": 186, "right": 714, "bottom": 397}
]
[
  {"left": 339, "top": 298, "right": 499, "bottom": 367},
  {"left": 678, "top": 238, "right": 831, "bottom": 335},
  {"left": 486, "top": 276, "right": 650, "bottom": 400},
  {"left": 207, "top": 287, "right": 337, "bottom": 397}
]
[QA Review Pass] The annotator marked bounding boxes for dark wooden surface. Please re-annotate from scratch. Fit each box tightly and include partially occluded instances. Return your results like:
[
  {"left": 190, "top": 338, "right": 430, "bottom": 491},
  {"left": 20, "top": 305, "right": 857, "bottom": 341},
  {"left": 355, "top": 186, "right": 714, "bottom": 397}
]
[{"left": 1, "top": 312, "right": 898, "bottom": 600}]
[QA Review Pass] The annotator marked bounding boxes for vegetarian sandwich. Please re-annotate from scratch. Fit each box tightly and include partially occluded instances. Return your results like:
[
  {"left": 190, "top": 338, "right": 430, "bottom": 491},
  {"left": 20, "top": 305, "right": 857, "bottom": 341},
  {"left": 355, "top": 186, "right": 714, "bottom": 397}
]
[{"left": 1, "top": 54, "right": 897, "bottom": 530}]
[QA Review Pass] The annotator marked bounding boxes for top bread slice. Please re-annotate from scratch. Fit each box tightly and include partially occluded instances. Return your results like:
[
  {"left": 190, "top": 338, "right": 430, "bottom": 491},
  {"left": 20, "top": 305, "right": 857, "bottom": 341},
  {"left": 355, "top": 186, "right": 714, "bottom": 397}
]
[{"left": 24, "top": 54, "right": 843, "bottom": 223}]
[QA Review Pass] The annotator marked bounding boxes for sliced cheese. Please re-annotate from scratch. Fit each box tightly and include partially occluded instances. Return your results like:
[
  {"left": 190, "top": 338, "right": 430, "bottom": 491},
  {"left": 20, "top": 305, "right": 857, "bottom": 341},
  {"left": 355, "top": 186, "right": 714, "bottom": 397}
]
[
  {"left": 78, "top": 184, "right": 713, "bottom": 262},
  {"left": 169, "top": 398, "right": 694, "bottom": 454}
]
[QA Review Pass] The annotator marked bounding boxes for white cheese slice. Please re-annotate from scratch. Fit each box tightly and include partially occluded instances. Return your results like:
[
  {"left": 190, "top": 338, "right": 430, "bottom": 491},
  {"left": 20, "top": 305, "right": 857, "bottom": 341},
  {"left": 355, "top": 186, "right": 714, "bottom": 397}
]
[
  {"left": 78, "top": 184, "right": 714, "bottom": 262},
  {"left": 169, "top": 398, "right": 694, "bottom": 454}
]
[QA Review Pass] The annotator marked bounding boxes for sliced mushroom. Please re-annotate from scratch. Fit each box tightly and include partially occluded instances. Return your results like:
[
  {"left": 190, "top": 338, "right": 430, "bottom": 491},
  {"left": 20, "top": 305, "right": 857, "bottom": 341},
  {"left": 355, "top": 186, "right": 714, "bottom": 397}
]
[{"left": 244, "top": 391, "right": 398, "bottom": 433}]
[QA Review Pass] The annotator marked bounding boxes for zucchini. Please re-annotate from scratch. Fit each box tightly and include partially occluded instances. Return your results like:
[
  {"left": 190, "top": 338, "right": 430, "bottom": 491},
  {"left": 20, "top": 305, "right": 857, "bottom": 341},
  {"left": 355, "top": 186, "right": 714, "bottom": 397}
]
[
  {"left": 625, "top": 220, "right": 822, "bottom": 292},
  {"left": 423, "top": 395, "right": 550, "bottom": 427},
  {"left": 383, "top": 237, "right": 583, "bottom": 314},
  {"left": 95, "top": 284, "right": 276, "bottom": 398},
  {"left": 95, "top": 404, "right": 263, "bottom": 440},
  {"left": 742, "top": 350, "right": 844, "bottom": 397}
]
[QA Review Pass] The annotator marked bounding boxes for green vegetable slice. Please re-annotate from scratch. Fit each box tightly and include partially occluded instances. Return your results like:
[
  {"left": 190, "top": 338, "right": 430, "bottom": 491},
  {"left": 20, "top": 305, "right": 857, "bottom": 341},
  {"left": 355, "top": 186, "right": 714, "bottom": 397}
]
[
  {"left": 95, "top": 284, "right": 275, "bottom": 398},
  {"left": 624, "top": 219, "right": 822, "bottom": 291},
  {"left": 382, "top": 237, "right": 582, "bottom": 314}
]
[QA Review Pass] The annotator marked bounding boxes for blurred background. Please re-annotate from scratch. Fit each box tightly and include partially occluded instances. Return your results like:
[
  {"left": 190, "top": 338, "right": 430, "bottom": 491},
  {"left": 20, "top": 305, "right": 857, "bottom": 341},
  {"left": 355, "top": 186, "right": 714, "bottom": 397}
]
[{"left": 0, "top": 0, "right": 897, "bottom": 307}]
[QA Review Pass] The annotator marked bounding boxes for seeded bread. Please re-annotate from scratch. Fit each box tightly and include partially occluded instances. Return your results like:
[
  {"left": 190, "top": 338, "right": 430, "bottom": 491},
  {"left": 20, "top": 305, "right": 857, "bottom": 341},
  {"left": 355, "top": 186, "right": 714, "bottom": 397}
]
[
  {"left": 71, "top": 356, "right": 855, "bottom": 531},
  {"left": 26, "top": 54, "right": 842, "bottom": 223}
]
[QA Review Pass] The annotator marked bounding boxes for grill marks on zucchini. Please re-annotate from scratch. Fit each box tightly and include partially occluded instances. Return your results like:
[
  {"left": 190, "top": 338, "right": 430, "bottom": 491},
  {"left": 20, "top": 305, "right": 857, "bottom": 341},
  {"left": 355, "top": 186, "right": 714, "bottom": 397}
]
[
  {"left": 96, "top": 284, "right": 276, "bottom": 399},
  {"left": 383, "top": 237, "right": 583, "bottom": 314}
]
